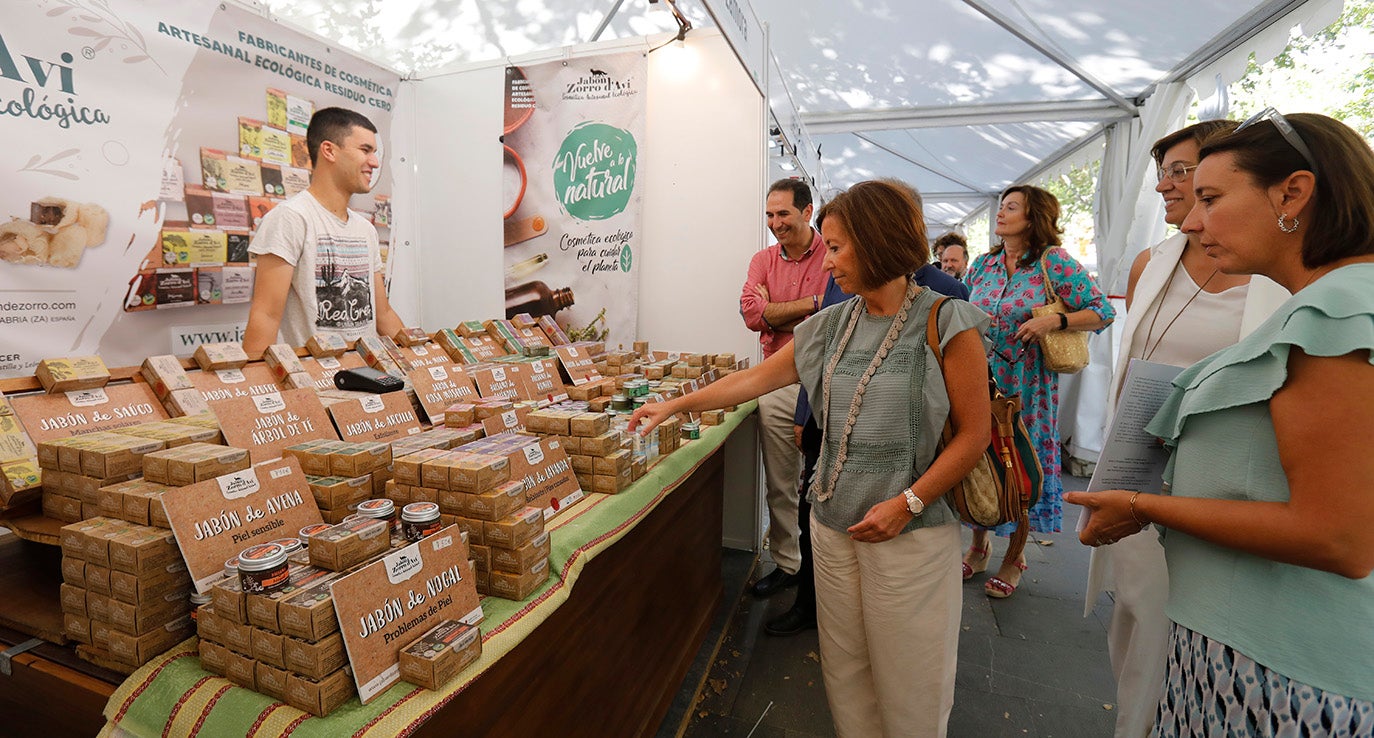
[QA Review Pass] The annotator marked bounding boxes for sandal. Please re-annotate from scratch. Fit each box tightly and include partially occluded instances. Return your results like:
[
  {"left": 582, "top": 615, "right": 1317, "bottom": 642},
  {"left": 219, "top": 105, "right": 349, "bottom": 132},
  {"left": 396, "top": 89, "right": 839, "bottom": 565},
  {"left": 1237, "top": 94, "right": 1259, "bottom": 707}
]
[
  {"left": 984, "top": 557, "right": 1028, "bottom": 599},
  {"left": 962, "top": 544, "right": 991, "bottom": 581}
]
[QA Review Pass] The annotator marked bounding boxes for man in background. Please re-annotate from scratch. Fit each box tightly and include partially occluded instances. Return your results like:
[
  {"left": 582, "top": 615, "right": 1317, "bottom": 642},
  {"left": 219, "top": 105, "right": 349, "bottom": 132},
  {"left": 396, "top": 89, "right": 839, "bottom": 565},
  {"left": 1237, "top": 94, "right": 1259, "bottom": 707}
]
[
  {"left": 934, "top": 232, "right": 969, "bottom": 280},
  {"left": 738, "top": 178, "right": 829, "bottom": 599}
]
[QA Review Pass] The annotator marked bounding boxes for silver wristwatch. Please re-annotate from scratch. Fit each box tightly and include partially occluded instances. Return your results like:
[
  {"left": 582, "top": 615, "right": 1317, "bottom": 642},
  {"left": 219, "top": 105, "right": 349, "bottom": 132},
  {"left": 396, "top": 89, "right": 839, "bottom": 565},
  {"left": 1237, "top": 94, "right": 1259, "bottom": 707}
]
[{"left": 902, "top": 488, "right": 925, "bottom": 517}]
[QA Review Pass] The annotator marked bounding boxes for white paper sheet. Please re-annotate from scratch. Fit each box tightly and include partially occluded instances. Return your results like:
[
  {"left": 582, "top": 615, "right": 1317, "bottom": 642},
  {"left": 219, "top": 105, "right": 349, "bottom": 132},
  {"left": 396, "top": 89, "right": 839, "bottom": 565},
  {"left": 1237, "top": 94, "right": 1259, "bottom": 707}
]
[{"left": 1077, "top": 359, "right": 1184, "bottom": 533}]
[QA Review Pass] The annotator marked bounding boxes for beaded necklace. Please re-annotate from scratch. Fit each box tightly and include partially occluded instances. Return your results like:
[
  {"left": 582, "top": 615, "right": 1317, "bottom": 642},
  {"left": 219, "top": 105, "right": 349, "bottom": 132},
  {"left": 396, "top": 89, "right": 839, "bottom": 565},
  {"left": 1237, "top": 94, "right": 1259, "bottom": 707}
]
[{"left": 816, "top": 278, "right": 921, "bottom": 502}]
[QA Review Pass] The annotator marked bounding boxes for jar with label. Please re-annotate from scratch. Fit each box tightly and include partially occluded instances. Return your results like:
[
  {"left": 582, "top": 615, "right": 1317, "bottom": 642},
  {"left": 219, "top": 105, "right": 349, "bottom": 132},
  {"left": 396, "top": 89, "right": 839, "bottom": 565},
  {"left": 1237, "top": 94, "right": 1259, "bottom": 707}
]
[
  {"left": 299, "top": 523, "right": 333, "bottom": 545},
  {"left": 237, "top": 542, "right": 290, "bottom": 595},
  {"left": 190, "top": 592, "right": 212, "bottom": 621},
  {"left": 401, "top": 502, "right": 442, "bottom": 542},
  {"left": 355, "top": 498, "right": 398, "bottom": 533},
  {"left": 681, "top": 421, "right": 701, "bottom": 440},
  {"left": 271, "top": 537, "right": 303, "bottom": 557},
  {"left": 609, "top": 394, "right": 632, "bottom": 413}
]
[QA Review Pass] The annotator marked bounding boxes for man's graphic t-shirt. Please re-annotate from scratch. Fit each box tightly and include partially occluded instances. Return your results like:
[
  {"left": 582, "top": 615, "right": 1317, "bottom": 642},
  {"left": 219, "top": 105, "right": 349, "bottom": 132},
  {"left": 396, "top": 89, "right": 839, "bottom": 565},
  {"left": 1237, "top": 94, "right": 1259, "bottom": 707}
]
[{"left": 249, "top": 191, "right": 383, "bottom": 347}]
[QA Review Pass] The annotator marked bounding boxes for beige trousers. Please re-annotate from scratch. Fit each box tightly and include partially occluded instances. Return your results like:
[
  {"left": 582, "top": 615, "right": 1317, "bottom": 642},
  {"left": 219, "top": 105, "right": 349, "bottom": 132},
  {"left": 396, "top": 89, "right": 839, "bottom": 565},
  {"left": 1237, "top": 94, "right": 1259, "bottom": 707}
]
[
  {"left": 757, "top": 383, "right": 802, "bottom": 574},
  {"left": 1107, "top": 531, "right": 1171, "bottom": 738},
  {"left": 812, "top": 514, "right": 961, "bottom": 738}
]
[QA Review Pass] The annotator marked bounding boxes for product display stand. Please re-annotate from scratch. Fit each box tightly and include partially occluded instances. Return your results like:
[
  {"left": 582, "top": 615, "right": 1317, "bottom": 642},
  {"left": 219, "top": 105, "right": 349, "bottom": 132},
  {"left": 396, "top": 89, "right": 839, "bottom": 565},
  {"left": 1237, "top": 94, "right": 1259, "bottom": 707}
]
[{"left": 0, "top": 386, "right": 754, "bottom": 737}]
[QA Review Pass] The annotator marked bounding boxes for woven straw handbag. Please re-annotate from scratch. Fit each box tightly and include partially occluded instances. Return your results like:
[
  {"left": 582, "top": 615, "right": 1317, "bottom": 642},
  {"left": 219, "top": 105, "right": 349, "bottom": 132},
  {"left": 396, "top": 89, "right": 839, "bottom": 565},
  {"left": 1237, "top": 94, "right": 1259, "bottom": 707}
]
[{"left": 1029, "top": 256, "right": 1089, "bottom": 374}]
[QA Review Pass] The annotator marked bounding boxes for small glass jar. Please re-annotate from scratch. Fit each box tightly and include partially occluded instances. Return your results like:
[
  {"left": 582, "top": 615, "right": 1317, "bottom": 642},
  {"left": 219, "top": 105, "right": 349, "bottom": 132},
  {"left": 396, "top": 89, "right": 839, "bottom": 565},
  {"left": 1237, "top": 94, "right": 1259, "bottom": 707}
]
[
  {"left": 237, "top": 542, "right": 290, "bottom": 595},
  {"left": 355, "top": 498, "right": 398, "bottom": 532},
  {"left": 271, "top": 537, "right": 303, "bottom": 557},
  {"left": 299, "top": 523, "right": 333, "bottom": 545},
  {"left": 223, "top": 556, "right": 240, "bottom": 579},
  {"left": 610, "top": 394, "right": 632, "bottom": 412},
  {"left": 681, "top": 421, "right": 701, "bottom": 440},
  {"left": 190, "top": 591, "right": 212, "bottom": 620},
  {"left": 400, "top": 502, "right": 442, "bottom": 542}
]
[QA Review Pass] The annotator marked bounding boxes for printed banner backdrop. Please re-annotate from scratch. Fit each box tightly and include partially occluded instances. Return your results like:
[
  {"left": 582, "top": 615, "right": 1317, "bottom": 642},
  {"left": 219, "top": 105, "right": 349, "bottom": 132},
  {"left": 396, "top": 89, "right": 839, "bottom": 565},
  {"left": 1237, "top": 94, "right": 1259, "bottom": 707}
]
[
  {"left": 502, "top": 51, "right": 644, "bottom": 348},
  {"left": 0, "top": 0, "right": 399, "bottom": 379}
]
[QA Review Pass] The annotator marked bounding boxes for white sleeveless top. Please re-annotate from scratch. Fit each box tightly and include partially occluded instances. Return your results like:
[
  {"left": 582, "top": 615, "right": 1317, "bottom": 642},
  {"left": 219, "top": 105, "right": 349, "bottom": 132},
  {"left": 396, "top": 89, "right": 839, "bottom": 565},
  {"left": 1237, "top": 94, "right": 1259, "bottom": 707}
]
[{"left": 1126, "top": 262, "right": 1249, "bottom": 368}]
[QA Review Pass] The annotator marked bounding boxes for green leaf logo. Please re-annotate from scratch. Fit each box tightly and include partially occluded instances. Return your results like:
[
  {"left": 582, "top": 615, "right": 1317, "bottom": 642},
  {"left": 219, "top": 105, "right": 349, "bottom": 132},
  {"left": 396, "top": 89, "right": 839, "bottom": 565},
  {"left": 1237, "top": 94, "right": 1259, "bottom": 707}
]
[{"left": 552, "top": 122, "right": 637, "bottom": 221}]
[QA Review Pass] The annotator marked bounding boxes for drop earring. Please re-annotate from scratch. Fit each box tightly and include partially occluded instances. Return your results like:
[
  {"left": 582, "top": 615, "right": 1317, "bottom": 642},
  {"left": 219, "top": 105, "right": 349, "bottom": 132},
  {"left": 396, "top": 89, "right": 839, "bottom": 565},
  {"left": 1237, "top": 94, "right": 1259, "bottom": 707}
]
[{"left": 1278, "top": 213, "right": 1300, "bottom": 234}]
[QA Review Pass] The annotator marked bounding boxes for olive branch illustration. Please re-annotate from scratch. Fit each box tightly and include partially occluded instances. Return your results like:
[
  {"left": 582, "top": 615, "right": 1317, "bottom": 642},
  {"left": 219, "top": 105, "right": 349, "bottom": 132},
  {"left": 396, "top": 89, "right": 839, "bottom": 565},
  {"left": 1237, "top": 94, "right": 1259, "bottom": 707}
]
[
  {"left": 19, "top": 148, "right": 80, "bottom": 180},
  {"left": 47, "top": 0, "right": 167, "bottom": 74}
]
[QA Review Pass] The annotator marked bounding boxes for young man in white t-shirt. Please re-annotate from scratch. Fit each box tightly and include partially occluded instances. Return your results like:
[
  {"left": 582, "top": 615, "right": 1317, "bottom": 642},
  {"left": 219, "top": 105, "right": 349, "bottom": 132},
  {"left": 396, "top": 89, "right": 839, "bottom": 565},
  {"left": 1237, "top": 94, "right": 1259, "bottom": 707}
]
[{"left": 243, "top": 107, "right": 403, "bottom": 354}]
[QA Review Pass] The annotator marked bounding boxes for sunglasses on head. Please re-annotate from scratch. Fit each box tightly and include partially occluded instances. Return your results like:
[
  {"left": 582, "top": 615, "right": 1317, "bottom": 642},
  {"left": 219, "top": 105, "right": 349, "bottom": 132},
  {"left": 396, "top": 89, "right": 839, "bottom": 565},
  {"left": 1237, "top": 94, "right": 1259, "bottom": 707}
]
[{"left": 1235, "top": 107, "right": 1320, "bottom": 178}]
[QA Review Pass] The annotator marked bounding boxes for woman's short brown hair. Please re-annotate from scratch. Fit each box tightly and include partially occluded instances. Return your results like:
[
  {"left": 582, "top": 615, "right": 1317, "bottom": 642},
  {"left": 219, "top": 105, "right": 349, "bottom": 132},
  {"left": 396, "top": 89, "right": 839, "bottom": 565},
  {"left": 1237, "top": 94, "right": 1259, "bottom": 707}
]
[
  {"left": 1200, "top": 112, "right": 1374, "bottom": 268},
  {"left": 992, "top": 185, "right": 1062, "bottom": 267},
  {"left": 1151, "top": 119, "right": 1239, "bottom": 166},
  {"left": 815, "top": 180, "right": 928, "bottom": 291}
]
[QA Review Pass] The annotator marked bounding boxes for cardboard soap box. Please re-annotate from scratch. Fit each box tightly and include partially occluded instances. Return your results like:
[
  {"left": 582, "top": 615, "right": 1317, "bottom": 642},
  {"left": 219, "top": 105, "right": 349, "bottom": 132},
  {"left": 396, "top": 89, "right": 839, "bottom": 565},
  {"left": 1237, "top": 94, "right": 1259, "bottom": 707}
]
[
  {"left": 36, "top": 355, "right": 111, "bottom": 394},
  {"left": 193, "top": 342, "right": 249, "bottom": 371},
  {"left": 398, "top": 619, "right": 482, "bottom": 690},
  {"left": 140, "top": 355, "right": 194, "bottom": 398},
  {"left": 262, "top": 343, "right": 306, "bottom": 381},
  {"left": 285, "top": 667, "right": 355, "bottom": 717},
  {"left": 308, "top": 517, "right": 391, "bottom": 572}
]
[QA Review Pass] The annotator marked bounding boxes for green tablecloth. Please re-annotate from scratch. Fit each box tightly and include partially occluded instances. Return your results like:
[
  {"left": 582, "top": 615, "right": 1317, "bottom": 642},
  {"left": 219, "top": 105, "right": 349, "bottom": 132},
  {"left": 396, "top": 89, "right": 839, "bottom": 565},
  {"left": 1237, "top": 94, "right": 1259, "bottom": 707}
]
[{"left": 99, "top": 403, "right": 755, "bottom": 738}]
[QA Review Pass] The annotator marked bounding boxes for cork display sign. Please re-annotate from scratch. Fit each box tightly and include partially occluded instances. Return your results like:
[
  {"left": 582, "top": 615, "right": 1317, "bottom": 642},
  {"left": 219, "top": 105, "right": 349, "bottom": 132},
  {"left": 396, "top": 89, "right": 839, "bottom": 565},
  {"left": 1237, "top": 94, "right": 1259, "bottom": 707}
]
[
  {"left": 508, "top": 436, "right": 582, "bottom": 517},
  {"left": 326, "top": 392, "right": 424, "bottom": 443},
  {"left": 300, "top": 353, "right": 367, "bottom": 392},
  {"left": 554, "top": 345, "right": 601, "bottom": 386},
  {"left": 189, "top": 363, "right": 281, "bottom": 402},
  {"left": 469, "top": 364, "right": 530, "bottom": 401},
  {"left": 161, "top": 456, "right": 324, "bottom": 592},
  {"left": 329, "top": 527, "right": 482, "bottom": 703},
  {"left": 210, "top": 388, "right": 337, "bottom": 463},
  {"left": 9, "top": 383, "right": 168, "bottom": 445},
  {"left": 479, "top": 406, "right": 532, "bottom": 438},
  {"left": 522, "top": 358, "right": 567, "bottom": 401},
  {"left": 407, "top": 363, "right": 479, "bottom": 424}
]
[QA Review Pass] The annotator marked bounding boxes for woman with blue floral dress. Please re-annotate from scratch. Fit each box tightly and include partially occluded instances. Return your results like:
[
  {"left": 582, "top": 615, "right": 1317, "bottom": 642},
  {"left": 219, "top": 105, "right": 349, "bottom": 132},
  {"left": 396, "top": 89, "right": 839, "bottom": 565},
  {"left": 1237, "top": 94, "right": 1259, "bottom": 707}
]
[{"left": 963, "top": 185, "right": 1115, "bottom": 598}]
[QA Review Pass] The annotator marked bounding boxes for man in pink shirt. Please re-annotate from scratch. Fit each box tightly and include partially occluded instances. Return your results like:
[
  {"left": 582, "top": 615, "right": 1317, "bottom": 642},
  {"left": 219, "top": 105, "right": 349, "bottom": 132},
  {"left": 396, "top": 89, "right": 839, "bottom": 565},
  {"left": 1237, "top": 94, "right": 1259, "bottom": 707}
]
[{"left": 739, "top": 179, "right": 829, "bottom": 598}]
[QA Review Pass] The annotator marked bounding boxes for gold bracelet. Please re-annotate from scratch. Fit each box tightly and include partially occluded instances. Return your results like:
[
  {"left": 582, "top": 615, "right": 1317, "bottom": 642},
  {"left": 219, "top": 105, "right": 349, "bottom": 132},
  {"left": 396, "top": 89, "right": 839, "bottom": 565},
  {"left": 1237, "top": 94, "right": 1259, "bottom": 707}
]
[{"left": 1129, "top": 492, "right": 1148, "bottom": 529}]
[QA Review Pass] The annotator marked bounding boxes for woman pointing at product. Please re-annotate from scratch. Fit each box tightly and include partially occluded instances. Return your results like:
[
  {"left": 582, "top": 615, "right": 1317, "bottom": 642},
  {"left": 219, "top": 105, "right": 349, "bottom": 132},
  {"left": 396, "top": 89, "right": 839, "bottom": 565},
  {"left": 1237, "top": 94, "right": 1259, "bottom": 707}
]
[{"left": 631, "top": 180, "right": 990, "bottom": 737}]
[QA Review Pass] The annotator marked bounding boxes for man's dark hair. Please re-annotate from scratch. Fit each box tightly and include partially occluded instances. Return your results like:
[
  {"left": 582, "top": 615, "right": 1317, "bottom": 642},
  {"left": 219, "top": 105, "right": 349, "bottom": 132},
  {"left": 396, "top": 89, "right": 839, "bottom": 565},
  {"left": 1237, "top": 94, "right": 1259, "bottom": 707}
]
[
  {"left": 768, "top": 178, "right": 813, "bottom": 210},
  {"left": 306, "top": 107, "right": 377, "bottom": 167},
  {"left": 932, "top": 231, "right": 968, "bottom": 255}
]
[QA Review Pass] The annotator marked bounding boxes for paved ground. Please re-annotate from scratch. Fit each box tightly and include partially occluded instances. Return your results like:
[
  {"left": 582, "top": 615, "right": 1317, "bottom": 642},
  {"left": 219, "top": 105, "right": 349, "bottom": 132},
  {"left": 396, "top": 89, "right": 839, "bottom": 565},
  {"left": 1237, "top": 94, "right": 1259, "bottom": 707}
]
[{"left": 660, "top": 476, "right": 1120, "bottom": 738}]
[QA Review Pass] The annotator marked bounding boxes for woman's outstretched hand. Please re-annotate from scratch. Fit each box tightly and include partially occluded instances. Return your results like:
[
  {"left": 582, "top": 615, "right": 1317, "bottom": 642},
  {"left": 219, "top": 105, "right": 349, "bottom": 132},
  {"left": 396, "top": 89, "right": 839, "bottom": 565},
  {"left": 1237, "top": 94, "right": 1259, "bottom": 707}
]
[{"left": 628, "top": 400, "right": 677, "bottom": 437}]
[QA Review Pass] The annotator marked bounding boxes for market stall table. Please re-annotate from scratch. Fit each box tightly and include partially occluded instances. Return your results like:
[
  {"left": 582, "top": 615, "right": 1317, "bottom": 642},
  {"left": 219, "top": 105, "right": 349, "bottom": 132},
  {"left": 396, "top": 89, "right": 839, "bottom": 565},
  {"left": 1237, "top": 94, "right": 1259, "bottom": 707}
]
[{"left": 96, "top": 403, "right": 755, "bottom": 737}]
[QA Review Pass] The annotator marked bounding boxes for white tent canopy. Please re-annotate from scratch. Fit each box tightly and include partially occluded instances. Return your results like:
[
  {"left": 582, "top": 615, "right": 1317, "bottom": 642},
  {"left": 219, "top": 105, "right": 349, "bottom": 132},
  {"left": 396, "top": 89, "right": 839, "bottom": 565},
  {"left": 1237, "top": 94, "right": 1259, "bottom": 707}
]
[
  {"left": 262, "top": 0, "right": 1341, "bottom": 260},
  {"left": 256, "top": 0, "right": 1342, "bottom": 461}
]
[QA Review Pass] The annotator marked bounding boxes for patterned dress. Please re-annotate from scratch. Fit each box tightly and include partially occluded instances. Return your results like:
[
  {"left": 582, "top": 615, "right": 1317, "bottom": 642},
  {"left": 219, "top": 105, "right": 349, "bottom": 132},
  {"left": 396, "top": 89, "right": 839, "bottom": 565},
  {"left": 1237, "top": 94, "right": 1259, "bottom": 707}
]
[{"left": 965, "top": 246, "right": 1114, "bottom": 534}]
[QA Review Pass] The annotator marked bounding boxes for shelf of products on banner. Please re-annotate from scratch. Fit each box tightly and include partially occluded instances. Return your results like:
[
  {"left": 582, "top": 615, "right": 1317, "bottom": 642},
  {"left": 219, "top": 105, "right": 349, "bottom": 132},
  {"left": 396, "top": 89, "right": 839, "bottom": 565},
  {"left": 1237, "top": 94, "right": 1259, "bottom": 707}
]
[{"left": 0, "top": 312, "right": 743, "bottom": 716}]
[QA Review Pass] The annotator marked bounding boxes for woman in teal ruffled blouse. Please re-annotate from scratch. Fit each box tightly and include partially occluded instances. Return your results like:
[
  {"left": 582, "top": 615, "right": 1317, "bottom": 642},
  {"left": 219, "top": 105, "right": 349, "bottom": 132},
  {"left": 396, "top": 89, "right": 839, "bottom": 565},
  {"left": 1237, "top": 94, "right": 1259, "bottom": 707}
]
[{"left": 1069, "top": 112, "right": 1374, "bottom": 737}]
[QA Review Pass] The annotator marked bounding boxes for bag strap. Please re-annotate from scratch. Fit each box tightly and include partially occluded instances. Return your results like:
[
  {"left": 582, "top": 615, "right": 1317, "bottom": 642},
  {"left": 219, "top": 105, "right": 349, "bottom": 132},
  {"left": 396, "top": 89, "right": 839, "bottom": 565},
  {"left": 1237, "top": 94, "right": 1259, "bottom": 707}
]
[
  {"left": 926, "top": 296, "right": 951, "bottom": 370},
  {"left": 926, "top": 297, "right": 963, "bottom": 451},
  {"left": 1037, "top": 254, "right": 1064, "bottom": 308}
]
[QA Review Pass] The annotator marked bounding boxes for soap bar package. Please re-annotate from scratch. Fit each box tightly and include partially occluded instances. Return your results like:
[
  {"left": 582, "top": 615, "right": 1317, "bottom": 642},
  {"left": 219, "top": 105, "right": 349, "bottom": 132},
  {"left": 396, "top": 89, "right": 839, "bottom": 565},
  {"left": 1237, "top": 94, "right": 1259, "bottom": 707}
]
[{"left": 398, "top": 619, "right": 482, "bottom": 690}]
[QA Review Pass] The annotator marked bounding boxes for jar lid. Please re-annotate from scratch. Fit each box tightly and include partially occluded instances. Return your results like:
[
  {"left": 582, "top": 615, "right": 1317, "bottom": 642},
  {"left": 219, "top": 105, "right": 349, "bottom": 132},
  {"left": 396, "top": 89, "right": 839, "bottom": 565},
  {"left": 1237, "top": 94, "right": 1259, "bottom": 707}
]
[
  {"left": 223, "top": 556, "right": 240, "bottom": 576},
  {"left": 190, "top": 592, "right": 212, "bottom": 606},
  {"left": 356, "top": 498, "right": 396, "bottom": 518},
  {"left": 299, "top": 523, "right": 333, "bottom": 539},
  {"left": 237, "top": 542, "right": 287, "bottom": 572},
  {"left": 682, "top": 420, "right": 701, "bottom": 430},
  {"left": 401, "top": 502, "right": 440, "bottom": 522},
  {"left": 270, "top": 537, "right": 303, "bottom": 555},
  {"left": 611, "top": 394, "right": 627, "bottom": 401}
]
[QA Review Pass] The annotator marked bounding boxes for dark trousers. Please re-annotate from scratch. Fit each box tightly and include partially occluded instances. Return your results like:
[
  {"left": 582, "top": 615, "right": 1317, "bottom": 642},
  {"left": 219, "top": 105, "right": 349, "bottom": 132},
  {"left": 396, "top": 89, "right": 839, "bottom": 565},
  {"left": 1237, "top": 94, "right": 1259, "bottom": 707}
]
[{"left": 793, "top": 419, "right": 822, "bottom": 615}]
